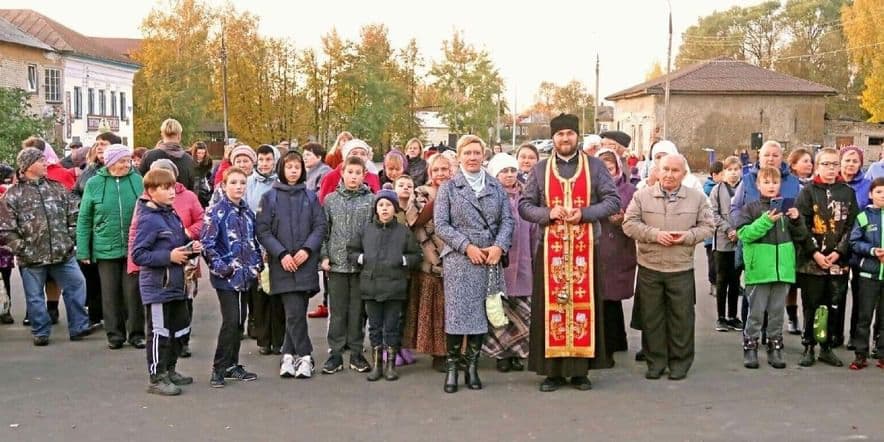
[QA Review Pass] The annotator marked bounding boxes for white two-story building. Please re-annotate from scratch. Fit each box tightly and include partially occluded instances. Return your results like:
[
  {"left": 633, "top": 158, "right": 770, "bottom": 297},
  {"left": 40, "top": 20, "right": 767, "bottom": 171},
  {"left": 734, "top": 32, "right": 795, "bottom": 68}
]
[{"left": 0, "top": 9, "right": 140, "bottom": 147}]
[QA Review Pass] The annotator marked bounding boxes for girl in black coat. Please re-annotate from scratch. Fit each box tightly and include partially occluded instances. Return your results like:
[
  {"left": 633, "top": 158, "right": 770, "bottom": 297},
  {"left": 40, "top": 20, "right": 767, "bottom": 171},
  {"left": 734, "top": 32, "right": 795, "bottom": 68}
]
[
  {"left": 256, "top": 151, "right": 327, "bottom": 380},
  {"left": 347, "top": 190, "right": 422, "bottom": 381}
]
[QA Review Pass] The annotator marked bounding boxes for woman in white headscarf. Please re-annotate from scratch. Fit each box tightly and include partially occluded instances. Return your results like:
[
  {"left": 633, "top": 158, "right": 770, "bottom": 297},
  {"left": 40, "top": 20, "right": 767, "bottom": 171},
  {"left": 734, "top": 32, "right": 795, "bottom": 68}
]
[{"left": 637, "top": 140, "right": 703, "bottom": 192}]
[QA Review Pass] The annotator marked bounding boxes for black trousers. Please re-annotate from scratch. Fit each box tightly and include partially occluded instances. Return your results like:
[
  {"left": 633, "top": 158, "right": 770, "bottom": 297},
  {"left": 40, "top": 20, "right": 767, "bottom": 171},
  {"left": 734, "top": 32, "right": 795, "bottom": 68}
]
[
  {"left": 1, "top": 267, "right": 11, "bottom": 310},
  {"left": 603, "top": 300, "right": 628, "bottom": 354},
  {"left": 79, "top": 261, "right": 102, "bottom": 323},
  {"left": 714, "top": 251, "right": 741, "bottom": 319},
  {"left": 365, "top": 300, "right": 403, "bottom": 348},
  {"left": 280, "top": 292, "right": 313, "bottom": 356},
  {"left": 252, "top": 288, "right": 285, "bottom": 349},
  {"left": 327, "top": 272, "right": 365, "bottom": 354},
  {"left": 799, "top": 273, "right": 847, "bottom": 348},
  {"left": 849, "top": 270, "right": 860, "bottom": 342},
  {"left": 97, "top": 259, "right": 144, "bottom": 344},
  {"left": 853, "top": 278, "right": 884, "bottom": 357},
  {"left": 214, "top": 289, "right": 246, "bottom": 371},
  {"left": 145, "top": 299, "right": 190, "bottom": 377},
  {"left": 637, "top": 266, "right": 696, "bottom": 376}
]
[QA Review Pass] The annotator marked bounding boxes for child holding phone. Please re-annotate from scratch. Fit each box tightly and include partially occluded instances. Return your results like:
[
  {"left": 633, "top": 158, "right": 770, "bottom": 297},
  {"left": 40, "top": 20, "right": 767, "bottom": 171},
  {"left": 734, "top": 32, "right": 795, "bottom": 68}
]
[{"left": 733, "top": 167, "right": 806, "bottom": 369}]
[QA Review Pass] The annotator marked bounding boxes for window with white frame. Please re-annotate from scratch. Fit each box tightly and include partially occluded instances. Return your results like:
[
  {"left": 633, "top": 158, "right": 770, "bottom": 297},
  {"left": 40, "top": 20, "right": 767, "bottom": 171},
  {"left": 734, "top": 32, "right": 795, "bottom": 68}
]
[
  {"left": 87, "top": 88, "right": 94, "bottom": 114},
  {"left": 111, "top": 91, "right": 117, "bottom": 116},
  {"left": 99, "top": 90, "right": 106, "bottom": 115},
  {"left": 73, "top": 86, "right": 82, "bottom": 119},
  {"left": 44, "top": 68, "right": 61, "bottom": 102},
  {"left": 120, "top": 92, "right": 127, "bottom": 121},
  {"left": 26, "top": 65, "right": 38, "bottom": 92}
]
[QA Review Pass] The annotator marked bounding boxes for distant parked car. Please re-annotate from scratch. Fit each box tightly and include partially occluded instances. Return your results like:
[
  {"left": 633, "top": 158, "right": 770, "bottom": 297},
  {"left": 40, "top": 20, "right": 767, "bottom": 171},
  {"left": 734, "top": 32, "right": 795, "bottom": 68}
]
[{"left": 530, "top": 139, "right": 553, "bottom": 153}]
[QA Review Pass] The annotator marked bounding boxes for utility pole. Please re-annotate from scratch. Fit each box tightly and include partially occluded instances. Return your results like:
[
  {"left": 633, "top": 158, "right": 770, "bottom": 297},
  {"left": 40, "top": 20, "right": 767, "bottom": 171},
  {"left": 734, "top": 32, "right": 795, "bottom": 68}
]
[
  {"left": 594, "top": 54, "right": 600, "bottom": 133},
  {"left": 495, "top": 91, "right": 501, "bottom": 143},
  {"left": 221, "top": 23, "right": 230, "bottom": 143},
  {"left": 512, "top": 85, "right": 517, "bottom": 147},
  {"left": 663, "top": 2, "right": 673, "bottom": 140}
]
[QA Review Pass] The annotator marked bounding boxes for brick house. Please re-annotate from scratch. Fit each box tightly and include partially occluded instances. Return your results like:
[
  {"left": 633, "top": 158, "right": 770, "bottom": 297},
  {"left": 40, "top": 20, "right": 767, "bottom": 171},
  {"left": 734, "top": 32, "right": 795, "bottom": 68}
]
[
  {"left": 0, "top": 9, "right": 141, "bottom": 147},
  {"left": 0, "top": 16, "right": 64, "bottom": 140},
  {"left": 605, "top": 59, "right": 837, "bottom": 168}
]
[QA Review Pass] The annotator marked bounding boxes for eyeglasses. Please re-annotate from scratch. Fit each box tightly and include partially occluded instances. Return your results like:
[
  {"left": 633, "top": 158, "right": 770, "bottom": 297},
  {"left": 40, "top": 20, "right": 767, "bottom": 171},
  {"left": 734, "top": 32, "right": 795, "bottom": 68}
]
[
  {"left": 818, "top": 161, "right": 839, "bottom": 168},
  {"left": 500, "top": 167, "right": 518, "bottom": 174}
]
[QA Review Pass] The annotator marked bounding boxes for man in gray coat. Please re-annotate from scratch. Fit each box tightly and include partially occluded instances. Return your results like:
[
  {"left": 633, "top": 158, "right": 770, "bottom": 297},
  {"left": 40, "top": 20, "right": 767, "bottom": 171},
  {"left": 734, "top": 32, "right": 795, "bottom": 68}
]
[
  {"left": 519, "top": 113, "right": 620, "bottom": 392},
  {"left": 623, "top": 154, "right": 714, "bottom": 381}
]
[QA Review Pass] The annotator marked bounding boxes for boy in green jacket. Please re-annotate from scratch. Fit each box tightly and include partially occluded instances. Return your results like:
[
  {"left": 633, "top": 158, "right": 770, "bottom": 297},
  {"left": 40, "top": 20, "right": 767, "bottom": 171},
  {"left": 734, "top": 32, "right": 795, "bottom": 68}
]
[{"left": 733, "top": 167, "right": 807, "bottom": 370}]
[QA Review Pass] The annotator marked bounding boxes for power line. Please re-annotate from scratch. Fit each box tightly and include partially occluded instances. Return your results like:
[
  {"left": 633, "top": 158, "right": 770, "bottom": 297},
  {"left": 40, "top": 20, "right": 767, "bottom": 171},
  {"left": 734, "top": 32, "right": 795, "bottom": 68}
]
[{"left": 678, "top": 40, "right": 884, "bottom": 64}]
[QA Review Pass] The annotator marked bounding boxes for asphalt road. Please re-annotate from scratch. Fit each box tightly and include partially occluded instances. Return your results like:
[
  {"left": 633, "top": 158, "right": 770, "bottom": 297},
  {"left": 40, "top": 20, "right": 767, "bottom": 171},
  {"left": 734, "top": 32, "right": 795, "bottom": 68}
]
[{"left": 1, "top": 246, "right": 882, "bottom": 442}]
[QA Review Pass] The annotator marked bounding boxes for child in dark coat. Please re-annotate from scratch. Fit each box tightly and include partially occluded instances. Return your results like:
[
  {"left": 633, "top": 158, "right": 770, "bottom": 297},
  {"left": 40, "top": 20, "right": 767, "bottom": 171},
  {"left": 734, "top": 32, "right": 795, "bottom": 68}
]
[
  {"left": 348, "top": 190, "right": 422, "bottom": 381},
  {"left": 256, "top": 151, "right": 327, "bottom": 379},
  {"left": 131, "top": 169, "right": 199, "bottom": 396},
  {"left": 201, "top": 167, "right": 263, "bottom": 387}
]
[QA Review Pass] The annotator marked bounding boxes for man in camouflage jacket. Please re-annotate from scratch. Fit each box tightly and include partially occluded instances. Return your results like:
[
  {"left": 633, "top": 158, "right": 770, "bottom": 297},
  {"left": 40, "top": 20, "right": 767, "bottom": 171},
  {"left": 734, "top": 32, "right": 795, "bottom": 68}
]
[{"left": 0, "top": 148, "right": 91, "bottom": 345}]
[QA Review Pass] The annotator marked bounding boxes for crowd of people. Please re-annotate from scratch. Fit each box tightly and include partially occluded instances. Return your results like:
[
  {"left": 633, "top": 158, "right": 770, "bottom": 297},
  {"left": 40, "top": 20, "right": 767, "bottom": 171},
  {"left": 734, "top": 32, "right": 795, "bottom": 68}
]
[{"left": 0, "top": 113, "right": 882, "bottom": 398}]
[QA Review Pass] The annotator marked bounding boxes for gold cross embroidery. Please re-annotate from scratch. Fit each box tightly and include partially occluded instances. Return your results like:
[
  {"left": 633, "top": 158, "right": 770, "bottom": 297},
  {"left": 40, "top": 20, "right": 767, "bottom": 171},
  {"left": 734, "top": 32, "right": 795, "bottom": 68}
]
[
  {"left": 551, "top": 242, "right": 563, "bottom": 253},
  {"left": 575, "top": 287, "right": 587, "bottom": 299},
  {"left": 574, "top": 196, "right": 585, "bottom": 207},
  {"left": 552, "top": 197, "right": 563, "bottom": 207},
  {"left": 575, "top": 241, "right": 586, "bottom": 253}
]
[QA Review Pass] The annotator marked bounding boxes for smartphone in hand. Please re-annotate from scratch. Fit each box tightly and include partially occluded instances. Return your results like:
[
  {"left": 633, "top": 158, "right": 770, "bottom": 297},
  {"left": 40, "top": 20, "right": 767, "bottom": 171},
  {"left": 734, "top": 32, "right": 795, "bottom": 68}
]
[{"left": 769, "top": 197, "right": 784, "bottom": 212}]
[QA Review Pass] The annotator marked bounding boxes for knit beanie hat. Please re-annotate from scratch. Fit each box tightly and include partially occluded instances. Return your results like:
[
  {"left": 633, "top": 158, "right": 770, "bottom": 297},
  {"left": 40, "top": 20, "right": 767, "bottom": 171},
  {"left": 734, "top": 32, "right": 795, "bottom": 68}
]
[
  {"left": 650, "top": 140, "right": 678, "bottom": 159},
  {"left": 374, "top": 189, "right": 400, "bottom": 213},
  {"left": 230, "top": 145, "right": 257, "bottom": 164},
  {"left": 384, "top": 149, "right": 408, "bottom": 171},
  {"left": 342, "top": 139, "right": 372, "bottom": 159},
  {"left": 841, "top": 145, "right": 863, "bottom": 165},
  {"left": 487, "top": 152, "right": 519, "bottom": 178},
  {"left": 17, "top": 147, "right": 44, "bottom": 172},
  {"left": 103, "top": 144, "right": 132, "bottom": 167},
  {"left": 150, "top": 158, "right": 179, "bottom": 178}
]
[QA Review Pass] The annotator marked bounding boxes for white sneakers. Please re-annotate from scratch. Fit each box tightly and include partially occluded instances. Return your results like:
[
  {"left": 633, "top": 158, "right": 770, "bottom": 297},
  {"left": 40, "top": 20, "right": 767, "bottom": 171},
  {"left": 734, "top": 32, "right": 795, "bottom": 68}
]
[
  {"left": 294, "top": 355, "right": 314, "bottom": 379},
  {"left": 280, "top": 354, "right": 296, "bottom": 378}
]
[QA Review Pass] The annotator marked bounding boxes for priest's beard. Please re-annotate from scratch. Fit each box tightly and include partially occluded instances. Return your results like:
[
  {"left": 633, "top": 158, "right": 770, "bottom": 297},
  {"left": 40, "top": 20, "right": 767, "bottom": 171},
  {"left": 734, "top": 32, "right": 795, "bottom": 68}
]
[{"left": 554, "top": 142, "right": 577, "bottom": 157}]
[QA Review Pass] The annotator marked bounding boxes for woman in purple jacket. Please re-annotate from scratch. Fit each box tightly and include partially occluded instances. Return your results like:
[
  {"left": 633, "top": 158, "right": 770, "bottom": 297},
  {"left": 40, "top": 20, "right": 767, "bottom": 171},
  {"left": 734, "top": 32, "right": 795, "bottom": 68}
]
[
  {"left": 596, "top": 149, "right": 637, "bottom": 360},
  {"left": 482, "top": 153, "right": 537, "bottom": 372}
]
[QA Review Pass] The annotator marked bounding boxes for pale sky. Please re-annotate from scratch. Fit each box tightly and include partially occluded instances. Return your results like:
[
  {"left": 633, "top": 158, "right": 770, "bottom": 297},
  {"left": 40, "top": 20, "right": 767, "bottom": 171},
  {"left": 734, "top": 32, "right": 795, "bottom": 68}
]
[{"left": 6, "top": 0, "right": 760, "bottom": 111}]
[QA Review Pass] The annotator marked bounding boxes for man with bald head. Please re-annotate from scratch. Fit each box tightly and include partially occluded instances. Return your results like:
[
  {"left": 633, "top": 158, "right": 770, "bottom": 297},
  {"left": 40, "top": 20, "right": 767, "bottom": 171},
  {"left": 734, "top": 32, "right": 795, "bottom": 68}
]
[{"left": 623, "top": 154, "right": 714, "bottom": 380}]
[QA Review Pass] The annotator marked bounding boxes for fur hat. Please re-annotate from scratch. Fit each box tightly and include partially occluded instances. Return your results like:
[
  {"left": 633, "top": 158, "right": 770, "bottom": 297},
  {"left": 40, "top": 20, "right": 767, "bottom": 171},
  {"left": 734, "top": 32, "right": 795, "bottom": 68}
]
[
  {"left": 550, "top": 113, "right": 579, "bottom": 137},
  {"left": 150, "top": 158, "right": 179, "bottom": 178},
  {"left": 103, "top": 144, "right": 132, "bottom": 167},
  {"left": 17, "top": 147, "right": 44, "bottom": 172},
  {"left": 486, "top": 152, "right": 519, "bottom": 178}
]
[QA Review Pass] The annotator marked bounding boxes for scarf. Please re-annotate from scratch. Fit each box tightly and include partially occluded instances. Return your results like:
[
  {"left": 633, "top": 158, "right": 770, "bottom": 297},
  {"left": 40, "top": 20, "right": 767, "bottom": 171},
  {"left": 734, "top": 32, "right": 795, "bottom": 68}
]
[{"left": 461, "top": 166, "right": 485, "bottom": 195}]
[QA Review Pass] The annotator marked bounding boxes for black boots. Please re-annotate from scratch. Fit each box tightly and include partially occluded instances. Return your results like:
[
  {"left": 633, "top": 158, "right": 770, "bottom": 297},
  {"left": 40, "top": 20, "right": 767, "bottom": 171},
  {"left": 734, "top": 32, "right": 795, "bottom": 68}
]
[
  {"left": 443, "top": 334, "right": 462, "bottom": 393},
  {"left": 383, "top": 346, "right": 399, "bottom": 381},
  {"left": 767, "top": 336, "right": 786, "bottom": 369},
  {"left": 367, "top": 346, "right": 383, "bottom": 382},
  {"left": 799, "top": 345, "right": 816, "bottom": 367},
  {"left": 818, "top": 346, "right": 844, "bottom": 367},
  {"left": 743, "top": 337, "right": 759, "bottom": 369},
  {"left": 463, "top": 334, "right": 483, "bottom": 390}
]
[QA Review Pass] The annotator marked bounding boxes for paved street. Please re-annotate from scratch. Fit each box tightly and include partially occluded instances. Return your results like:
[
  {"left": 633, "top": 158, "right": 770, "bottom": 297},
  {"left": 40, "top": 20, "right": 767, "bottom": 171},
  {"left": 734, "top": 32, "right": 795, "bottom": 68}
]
[{"left": 1, "top": 246, "right": 882, "bottom": 442}]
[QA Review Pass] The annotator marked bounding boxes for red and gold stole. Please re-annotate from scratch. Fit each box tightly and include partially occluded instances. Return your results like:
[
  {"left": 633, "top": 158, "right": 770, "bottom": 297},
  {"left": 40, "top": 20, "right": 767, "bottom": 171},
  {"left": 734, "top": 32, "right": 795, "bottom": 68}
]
[{"left": 543, "top": 154, "right": 595, "bottom": 358}]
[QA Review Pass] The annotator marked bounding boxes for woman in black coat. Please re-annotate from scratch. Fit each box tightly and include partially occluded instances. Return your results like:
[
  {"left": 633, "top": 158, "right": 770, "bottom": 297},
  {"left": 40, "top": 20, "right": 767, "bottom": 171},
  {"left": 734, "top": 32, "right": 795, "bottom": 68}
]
[{"left": 256, "top": 151, "right": 327, "bottom": 379}]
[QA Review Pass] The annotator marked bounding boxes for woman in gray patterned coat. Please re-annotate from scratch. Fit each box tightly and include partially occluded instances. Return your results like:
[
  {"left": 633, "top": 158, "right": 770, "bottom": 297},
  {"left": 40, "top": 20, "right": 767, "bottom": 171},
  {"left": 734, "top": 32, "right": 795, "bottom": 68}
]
[{"left": 435, "top": 135, "right": 514, "bottom": 393}]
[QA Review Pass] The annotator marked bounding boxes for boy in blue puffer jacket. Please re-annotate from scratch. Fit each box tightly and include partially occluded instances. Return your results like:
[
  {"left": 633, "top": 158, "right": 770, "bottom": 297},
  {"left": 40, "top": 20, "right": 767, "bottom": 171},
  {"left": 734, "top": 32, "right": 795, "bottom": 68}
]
[
  {"left": 132, "top": 169, "right": 198, "bottom": 396},
  {"left": 201, "top": 166, "right": 263, "bottom": 387},
  {"left": 848, "top": 177, "right": 884, "bottom": 370}
]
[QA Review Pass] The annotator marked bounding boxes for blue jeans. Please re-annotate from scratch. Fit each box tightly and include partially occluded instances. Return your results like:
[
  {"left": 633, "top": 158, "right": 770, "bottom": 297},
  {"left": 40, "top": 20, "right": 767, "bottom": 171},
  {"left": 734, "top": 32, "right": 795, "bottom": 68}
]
[{"left": 19, "top": 257, "right": 90, "bottom": 338}]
